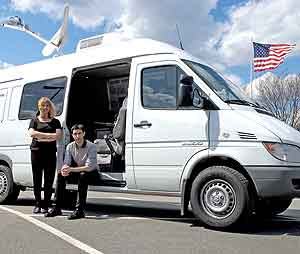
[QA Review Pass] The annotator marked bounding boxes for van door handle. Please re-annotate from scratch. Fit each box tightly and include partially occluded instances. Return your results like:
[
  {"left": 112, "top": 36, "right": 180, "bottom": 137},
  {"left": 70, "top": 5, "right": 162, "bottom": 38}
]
[{"left": 134, "top": 121, "right": 152, "bottom": 128}]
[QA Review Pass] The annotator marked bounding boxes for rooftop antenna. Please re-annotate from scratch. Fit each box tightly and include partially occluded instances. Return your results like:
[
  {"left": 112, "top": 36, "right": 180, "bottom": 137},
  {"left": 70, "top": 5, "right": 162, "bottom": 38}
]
[
  {"left": 176, "top": 24, "right": 184, "bottom": 50},
  {"left": 0, "top": 5, "right": 69, "bottom": 57}
]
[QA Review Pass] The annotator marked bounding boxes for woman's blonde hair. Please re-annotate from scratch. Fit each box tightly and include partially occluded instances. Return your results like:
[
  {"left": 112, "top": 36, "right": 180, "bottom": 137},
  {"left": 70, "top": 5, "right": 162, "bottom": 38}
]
[{"left": 37, "top": 97, "right": 56, "bottom": 119}]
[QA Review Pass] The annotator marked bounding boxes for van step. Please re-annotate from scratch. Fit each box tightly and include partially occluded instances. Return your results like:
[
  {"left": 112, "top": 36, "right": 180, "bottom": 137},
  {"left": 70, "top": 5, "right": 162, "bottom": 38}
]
[{"left": 90, "top": 180, "right": 126, "bottom": 187}]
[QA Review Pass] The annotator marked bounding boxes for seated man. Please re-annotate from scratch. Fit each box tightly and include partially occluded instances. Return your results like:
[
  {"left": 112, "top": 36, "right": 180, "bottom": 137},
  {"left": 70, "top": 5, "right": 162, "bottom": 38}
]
[{"left": 45, "top": 123, "right": 99, "bottom": 220}]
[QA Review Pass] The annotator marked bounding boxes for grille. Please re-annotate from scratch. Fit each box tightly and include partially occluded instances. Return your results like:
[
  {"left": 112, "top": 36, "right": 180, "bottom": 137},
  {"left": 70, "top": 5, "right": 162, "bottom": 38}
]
[{"left": 238, "top": 132, "right": 257, "bottom": 140}]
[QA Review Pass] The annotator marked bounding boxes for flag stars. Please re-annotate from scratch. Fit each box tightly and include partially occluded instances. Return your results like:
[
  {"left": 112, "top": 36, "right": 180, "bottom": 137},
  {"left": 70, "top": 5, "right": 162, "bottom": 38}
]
[{"left": 253, "top": 42, "right": 295, "bottom": 72}]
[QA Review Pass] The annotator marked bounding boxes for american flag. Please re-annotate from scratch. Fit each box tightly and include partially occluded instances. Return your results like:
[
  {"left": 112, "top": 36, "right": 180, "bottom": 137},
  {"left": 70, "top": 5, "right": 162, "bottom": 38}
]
[{"left": 253, "top": 42, "right": 295, "bottom": 72}]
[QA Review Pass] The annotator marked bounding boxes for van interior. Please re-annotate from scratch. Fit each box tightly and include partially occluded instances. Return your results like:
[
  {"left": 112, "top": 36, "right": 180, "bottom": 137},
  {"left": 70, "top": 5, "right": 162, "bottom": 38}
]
[{"left": 66, "top": 59, "right": 131, "bottom": 187}]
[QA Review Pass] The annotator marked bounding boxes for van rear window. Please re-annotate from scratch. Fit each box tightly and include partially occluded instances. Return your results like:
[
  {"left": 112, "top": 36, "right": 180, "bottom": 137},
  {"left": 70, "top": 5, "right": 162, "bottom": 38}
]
[{"left": 19, "top": 77, "right": 67, "bottom": 120}]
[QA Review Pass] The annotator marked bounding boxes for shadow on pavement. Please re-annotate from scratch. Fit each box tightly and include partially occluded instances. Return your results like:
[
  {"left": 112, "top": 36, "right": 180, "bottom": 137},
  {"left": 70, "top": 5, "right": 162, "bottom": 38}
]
[
  {"left": 10, "top": 196, "right": 300, "bottom": 236},
  {"left": 85, "top": 198, "right": 196, "bottom": 223},
  {"left": 243, "top": 210, "right": 300, "bottom": 236},
  {"left": 84, "top": 198, "right": 300, "bottom": 236},
  {"left": 193, "top": 210, "right": 300, "bottom": 236}
]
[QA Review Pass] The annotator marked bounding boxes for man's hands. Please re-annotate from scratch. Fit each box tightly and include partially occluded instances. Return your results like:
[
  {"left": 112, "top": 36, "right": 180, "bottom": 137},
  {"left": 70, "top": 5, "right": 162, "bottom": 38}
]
[
  {"left": 59, "top": 164, "right": 90, "bottom": 176},
  {"left": 61, "top": 164, "right": 71, "bottom": 176}
]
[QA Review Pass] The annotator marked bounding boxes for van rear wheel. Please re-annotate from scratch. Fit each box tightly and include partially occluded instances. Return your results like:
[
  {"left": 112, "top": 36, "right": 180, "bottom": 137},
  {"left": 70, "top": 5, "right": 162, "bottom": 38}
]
[
  {"left": 190, "top": 166, "right": 251, "bottom": 229},
  {"left": 0, "top": 165, "right": 15, "bottom": 203}
]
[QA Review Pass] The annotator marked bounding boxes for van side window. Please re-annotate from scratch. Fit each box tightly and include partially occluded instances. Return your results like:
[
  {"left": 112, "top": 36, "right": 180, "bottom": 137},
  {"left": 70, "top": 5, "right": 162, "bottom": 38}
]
[
  {"left": 19, "top": 77, "right": 67, "bottom": 120},
  {"left": 0, "top": 88, "right": 8, "bottom": 122},
  {"left": 142, "top": 66, "right": 177, "bottom": 109}
]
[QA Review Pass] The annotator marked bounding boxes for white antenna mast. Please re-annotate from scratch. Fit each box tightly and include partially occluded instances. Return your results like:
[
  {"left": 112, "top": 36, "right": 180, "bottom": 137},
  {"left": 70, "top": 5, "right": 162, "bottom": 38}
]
[
  {"left": 0, "top": 5, "right": 69, "bottom": 57},
  {"left": 176, "top": 24, "right": 184, "bottom": 50}
]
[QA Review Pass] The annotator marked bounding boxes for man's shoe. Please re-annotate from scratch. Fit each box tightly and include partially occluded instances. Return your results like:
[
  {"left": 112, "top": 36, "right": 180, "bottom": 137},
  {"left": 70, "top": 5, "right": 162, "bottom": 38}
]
[
  {"left": 41, "top": 208, "right": 48, "bottom": 214},
  {"left": 44, "top": 207, "right": 62, "bottom": 217},
  {"left": 68, "top": 209, "right": 85, "bottom": 220},
  {"left": 33, "top": 206, "right": 41, "bottom": 214}
]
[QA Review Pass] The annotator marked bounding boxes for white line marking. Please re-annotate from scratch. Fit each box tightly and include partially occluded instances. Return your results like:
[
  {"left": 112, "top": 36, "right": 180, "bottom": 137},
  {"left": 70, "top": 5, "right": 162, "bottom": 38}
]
[{"left": 0, "top": 206, "right": 104, "bottom": 254}]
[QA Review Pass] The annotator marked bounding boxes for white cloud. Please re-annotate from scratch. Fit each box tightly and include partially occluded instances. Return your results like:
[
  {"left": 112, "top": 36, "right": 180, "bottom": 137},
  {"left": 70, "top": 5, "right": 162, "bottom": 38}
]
[
  {"left": 0, "top": 60, "right": 14, "bottom": 69},
  {"left": 10, "top": 0, "right": 62, "bottom": 17},
  {"left": 117, "top": 1, "right": 218, "bottom": 51},
  {"left": 216, "top": 0, "right": 300, "bottom": 67},
  {"left": 283, "top": 73, "right": 298, "bottom": 81},
  {"left": 224, "top": 73, "right": 243, "bottom": 86},
  {"left": 9, "top": 0, "right": 219, "bottom": 53},
  {"left": 244, "top": 72, "right": 277, "bottom": 97},
  {"left": 10, "top": 0, "right": 124, "bottom": 29},
  {"left": 8, "top": 0, "right": 300, "bottom": 81}
]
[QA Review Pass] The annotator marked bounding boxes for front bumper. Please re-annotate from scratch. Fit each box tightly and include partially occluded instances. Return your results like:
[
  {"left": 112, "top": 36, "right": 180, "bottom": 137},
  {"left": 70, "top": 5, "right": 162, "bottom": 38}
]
[{"left": 246, "top": 166, "right": 300, "bottom": 198}]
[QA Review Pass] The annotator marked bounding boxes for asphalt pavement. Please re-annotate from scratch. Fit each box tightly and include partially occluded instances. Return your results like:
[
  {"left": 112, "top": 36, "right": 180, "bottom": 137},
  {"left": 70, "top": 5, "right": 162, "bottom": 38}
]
[{"left": 1, "top": 191, "right": 300, "bottom": 254}]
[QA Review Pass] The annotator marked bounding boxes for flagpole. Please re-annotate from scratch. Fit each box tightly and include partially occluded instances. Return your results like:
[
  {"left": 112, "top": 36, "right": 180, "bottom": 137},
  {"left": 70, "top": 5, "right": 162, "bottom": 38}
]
[{"left": 250, "top": 37, "right": 254, "bottom": 99}]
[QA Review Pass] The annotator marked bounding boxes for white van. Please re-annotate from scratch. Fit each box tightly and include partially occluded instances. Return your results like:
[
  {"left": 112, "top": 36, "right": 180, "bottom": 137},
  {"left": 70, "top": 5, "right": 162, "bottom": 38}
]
[{"left": 1, "top": 33, "right": 300, "bottom": 229}]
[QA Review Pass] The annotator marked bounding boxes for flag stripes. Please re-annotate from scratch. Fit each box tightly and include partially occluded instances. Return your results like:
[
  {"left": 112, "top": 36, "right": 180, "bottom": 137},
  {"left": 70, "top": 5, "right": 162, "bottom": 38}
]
[{"left": 253, "top": 42, "right": 295, "bottom": 72}]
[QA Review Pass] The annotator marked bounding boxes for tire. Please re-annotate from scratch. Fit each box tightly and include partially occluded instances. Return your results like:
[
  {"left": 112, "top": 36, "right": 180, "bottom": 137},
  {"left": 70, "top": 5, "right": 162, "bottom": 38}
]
[
  {"left": 255, "top": 198, "right": 292, "bottom": 217},
  {"left": 190, "top": 166, "right": 251, "bottom": 229},
  {"left": 0, "top": 165, "right": 14, "bottom": 203},
  {"left": 6, "top": 184, "right": 20, "bottom": 203}
]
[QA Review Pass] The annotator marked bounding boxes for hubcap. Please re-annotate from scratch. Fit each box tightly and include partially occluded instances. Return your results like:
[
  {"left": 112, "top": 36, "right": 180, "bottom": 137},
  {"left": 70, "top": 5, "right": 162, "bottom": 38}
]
[
  {"left": 200, "top": 179, "right": 236, "bottom": 219},
  {"left": 0, "top": 172, "right": 8, "bottom": 195}
]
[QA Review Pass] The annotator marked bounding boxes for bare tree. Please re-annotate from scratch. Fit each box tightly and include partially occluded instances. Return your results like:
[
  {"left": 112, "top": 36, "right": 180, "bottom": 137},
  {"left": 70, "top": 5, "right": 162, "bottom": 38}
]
[{"left": 256, "top": 74, "right": 300, "bottom": 130}]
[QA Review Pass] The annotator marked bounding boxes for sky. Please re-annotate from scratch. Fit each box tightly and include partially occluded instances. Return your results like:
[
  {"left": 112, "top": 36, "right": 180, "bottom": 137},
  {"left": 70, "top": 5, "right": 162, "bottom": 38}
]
[{"left": 0, "top": 0, "right": 300, "bottom": 88}]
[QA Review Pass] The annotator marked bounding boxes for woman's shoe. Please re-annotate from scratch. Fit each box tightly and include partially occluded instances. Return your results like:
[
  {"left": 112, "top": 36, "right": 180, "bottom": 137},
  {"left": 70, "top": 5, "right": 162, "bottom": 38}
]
[{"left": 33, "top": 206, "right": 41, "bottom": 214}]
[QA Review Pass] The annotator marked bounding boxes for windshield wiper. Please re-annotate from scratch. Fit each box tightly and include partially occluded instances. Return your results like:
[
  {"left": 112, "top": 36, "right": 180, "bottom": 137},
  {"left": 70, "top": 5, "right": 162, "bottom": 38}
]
[{"left": 224, "top": 99, "right": 261, "bottom": 108}]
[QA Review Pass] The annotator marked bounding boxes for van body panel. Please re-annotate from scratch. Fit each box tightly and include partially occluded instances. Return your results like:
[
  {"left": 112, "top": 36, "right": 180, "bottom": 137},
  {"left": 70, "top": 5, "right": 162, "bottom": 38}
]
[
  {"left": 0, "top": 88, "right": 8, "bottom": 122},
  {"left": 179, "top": 148, "right": 210, "bottom": 186},
  {"left": 209, "top": 110, "right": 281, "bottom": 144},
  {"left": 0, "top": 79, "right": 33, "bottom": 185},
  {"left": 124, "top": 58, "right": 138, "bottom": 189},
  {"left": 234, "top": 107, "right": 300, "bottom": 146},
  {"left": 208, "top": 145, "right": 286, "bottom": 166},
  {"left": 245, "top": 166, "right": 300, "bottom": 198},
  {"left": 0, "top": 153, "right": 12, "bottom": 168},
  {"left": 131, "top": 57, "right": 209, "bottom": 191}
]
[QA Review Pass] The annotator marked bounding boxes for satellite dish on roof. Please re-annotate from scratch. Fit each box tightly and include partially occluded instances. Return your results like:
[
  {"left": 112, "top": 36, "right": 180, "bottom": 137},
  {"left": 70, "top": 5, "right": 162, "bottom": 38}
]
[
  {"left": 42, "top": 5, "right": 69, "bottom": 56},
  {"left": 0, "top": 5, "right": 69, "bottom": 57}
]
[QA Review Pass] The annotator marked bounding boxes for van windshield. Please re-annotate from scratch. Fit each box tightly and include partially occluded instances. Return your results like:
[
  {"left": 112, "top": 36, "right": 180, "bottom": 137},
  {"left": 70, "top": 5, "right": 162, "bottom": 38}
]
[{"left": 183, "top": 60, "right": 256, "bottom": 106}]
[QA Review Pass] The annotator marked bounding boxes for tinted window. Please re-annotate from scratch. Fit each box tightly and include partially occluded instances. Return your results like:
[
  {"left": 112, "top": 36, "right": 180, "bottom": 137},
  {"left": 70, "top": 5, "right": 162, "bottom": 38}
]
[
  {"left": 19, "top": 77, "right": 67, "bottom": 120},
  {"left": 142, "top": 66, "right": 177, "bottom": 109}
]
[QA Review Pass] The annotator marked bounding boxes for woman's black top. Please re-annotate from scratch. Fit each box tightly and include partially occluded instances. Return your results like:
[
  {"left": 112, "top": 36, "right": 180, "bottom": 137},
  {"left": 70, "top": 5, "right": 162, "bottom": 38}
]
[{"left": 29, "top": 117, "right": 62, "bottom": 152}]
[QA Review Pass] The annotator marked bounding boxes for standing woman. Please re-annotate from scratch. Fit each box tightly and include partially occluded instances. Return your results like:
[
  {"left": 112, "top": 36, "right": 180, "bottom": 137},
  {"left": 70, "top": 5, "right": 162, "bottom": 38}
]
[{"left": 28, "top": 97, "right": 62, "bottom": 213}]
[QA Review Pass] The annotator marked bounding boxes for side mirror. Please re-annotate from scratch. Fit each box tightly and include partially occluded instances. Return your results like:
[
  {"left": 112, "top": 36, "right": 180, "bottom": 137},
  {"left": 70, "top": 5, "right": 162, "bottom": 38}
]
[
  {"left": 178, "top": 76, "right": 193, "bottom": 107},
  {"left": 180, "top": 75, "right": 194, "bottom": 85}
]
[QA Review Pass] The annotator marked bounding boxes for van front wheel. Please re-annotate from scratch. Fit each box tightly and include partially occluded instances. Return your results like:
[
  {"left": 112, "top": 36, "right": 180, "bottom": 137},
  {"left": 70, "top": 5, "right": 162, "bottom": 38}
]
[
  {"left": 0, "top": 165, "right": 14, "bottom": 203},
  {"left": 190, "top": 166, "right": 251, "bottom": 228}
]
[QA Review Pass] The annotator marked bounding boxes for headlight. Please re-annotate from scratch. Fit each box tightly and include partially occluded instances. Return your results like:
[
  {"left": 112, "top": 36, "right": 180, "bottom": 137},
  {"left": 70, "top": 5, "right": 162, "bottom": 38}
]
[{"left": 263, "top": 142, "right": 300, "bottom": 163}]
